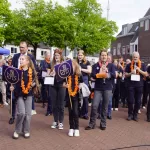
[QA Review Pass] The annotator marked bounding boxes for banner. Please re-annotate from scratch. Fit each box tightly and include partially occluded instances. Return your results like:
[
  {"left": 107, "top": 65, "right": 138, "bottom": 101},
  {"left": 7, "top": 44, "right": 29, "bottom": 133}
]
[
  {"left": 54, "top": 59, "right": 73, "bottom": 81},
  {"left": 2, "top": 65, "right": 22, "bottom": 84}
]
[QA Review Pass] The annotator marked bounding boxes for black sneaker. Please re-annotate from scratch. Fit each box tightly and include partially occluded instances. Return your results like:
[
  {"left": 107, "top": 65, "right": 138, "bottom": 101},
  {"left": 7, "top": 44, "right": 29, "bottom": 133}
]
[
  {"left": 133, "top": 115, "right": 138, "bottom": 122},
  {"left": 9, "top": 118, "right": 15, "bottom": 125},
  {"left": 100, "top": 125, "right": 106, "bottom": 130},
  {"left": 83, "top": 116, "right": 89, "bottom": 120},
  {"left": 45, "top": 112, "right": 51, "bottom": 116},
  {"left": 85, "top": 126, "right": 95, "bottom": 130},
  {"left": 107, "top": 116, "right": 112, "bottom": 120},
  {"left": 127, "top": 115, "right": 133, "bottom": 121}
]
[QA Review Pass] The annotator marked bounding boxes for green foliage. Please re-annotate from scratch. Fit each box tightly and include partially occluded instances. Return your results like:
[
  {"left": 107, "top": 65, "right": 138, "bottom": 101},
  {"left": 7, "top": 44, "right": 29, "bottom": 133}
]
[
  {"left": 0, "top": 0, "right": 11, "bottom": 46},
  {"left": 4, "top": 0, "right": 118, "bottom": 56}
]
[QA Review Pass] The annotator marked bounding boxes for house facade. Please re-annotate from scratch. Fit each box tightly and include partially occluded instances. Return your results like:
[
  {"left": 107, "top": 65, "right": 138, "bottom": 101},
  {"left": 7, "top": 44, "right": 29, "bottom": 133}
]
[{"left": 111, "top": 8, "right": 150, "bottom": 64}]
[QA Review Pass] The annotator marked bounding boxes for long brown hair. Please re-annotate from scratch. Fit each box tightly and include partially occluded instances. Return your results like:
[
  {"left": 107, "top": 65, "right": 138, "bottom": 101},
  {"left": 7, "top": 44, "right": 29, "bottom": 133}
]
[
  {"left": 51, "top": 49, "right": 64, "bottom": 70},
  {"left": 77, "top": 50, "right": 87, "bottom": 64},
  {"left": 24, "top": 55, "right": 40, "bottom": 89},
  {"left": 72, "top": 59, "right": 81, "bottom": 76}
]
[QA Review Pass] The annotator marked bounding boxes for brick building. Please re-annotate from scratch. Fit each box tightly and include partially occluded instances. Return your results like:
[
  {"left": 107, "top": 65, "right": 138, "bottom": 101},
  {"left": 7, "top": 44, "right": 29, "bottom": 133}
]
[{"left": 111, "top": 8, "right": 150, "bottom": 64}]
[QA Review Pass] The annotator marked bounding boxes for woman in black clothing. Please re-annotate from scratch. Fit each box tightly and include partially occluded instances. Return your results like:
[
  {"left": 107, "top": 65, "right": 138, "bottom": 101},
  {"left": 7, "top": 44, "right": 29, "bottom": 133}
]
[
  {"left": 64, "top": 60, "right": 83, "bottom": 137},
  {"left": 77, "top": 50, "right": 91, "bottom": 119},
  {"left": 146, "top": 65, "right": 150, "bottom": 121},
  {"left": 50, "top": 49, "right": 66, "bottom": 130},
  {"left": 112, "top": 60, "right": 123, "bottom": 111}
]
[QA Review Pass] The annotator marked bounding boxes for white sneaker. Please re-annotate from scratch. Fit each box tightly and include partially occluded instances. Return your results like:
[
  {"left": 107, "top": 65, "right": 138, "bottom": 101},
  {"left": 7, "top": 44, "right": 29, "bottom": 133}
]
[
  {"left": 32, "top": 110, "right": 37, "bottom": 115},
  {"left": 51, "top": 122, "right": 58, "bottom": 129},
  {"left": 74, "top": 130, "right": 80, "bottom": 137},
  {"left": 58, "top": 123, "right": 63, "bottom": 130},
  {"left": 4, "top": 102, "right": 8, "bottom": 106},
  {"left": 111, "top": 108, "right": 113, "bottom": 111},
  {"left": 13, "top": 132, "right": 19, "bottom": 139},
  {"left": 142, "top": 106, "right": 146, "bottom": 109},
  {"left": 24, "top": 133, "right": 30, "bottom": 138},
  {"left": 88, "top": 103, "right": 92, "bottom": 107},
  {"left": 68, "top": 129, "right": 74, "bottom": 137},
  {"left": 115, "top": 108, "right": 118, "bottom": 111},
  {"left": 138, "top": 110, "right": 141, "bottom": 114}
]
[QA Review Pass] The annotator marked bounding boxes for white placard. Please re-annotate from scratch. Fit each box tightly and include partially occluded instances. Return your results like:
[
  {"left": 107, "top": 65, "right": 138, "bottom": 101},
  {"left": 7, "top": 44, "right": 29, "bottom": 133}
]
[
  {"left": 44, "top": 76, "right": 54, "bottom": 85},
  {"left": 42, "top": 71, "right": 48, "bottom": 77},
  {"left": 131, "top": 74, "right": 140, "bottom": 81},
  {"left": 91, "top": 82, "right": 95, "bottom": 89}
]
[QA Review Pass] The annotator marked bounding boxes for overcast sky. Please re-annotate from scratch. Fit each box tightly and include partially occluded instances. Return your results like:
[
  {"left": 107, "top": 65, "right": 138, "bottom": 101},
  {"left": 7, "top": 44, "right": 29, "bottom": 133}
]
[{"left": 8, "top": 0, "right": 150, "bottom": 34}]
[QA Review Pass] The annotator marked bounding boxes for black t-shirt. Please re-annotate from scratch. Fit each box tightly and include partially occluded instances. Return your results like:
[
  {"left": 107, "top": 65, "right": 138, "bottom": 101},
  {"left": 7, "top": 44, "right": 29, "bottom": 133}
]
[
  {"left": 79, "top": 60, "right": 91, "bottom": 76},
  {"left": 125, "top": 63, "right": 146, "bottom": 87}
]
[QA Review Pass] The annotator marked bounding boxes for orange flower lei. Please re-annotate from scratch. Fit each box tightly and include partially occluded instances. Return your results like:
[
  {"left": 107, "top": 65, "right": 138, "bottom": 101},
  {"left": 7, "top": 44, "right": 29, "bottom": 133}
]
[
  {"left": 68, "top": 75, "right": 79, "bottom": 97},
  {"left": 130, "top": 60, "right": 141, "bottom": 75},
  {"left": 20, "top": 67, "right": 32, "bottom": 94}
]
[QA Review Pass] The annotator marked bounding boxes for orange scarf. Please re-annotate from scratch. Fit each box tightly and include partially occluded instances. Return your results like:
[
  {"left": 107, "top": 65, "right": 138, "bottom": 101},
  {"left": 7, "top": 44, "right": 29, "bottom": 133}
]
[
  {"left": 130, "top": 60, "right": 141, "bottom": 75},
  {"left": 45, "top": 58, "right": 50, "bottom": 64}
]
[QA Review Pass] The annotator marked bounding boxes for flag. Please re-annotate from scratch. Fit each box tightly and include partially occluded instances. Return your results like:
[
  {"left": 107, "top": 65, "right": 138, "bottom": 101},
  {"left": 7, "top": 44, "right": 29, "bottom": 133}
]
[
  {"left": 2, "top": 65, "right": 22, "bottom": 84},
  {"left": 54, "top": 59, "right": 73, "bottom": 81}
]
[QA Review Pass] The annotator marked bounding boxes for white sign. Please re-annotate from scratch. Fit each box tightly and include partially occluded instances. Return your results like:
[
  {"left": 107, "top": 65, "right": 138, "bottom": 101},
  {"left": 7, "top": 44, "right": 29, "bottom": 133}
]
[{"left": 131, "top": 74, "right": 140, "bottom": 81}]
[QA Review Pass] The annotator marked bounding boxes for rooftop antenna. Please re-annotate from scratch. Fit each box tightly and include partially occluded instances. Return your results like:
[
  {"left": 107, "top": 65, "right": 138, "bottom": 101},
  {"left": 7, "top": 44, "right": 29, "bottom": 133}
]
[{"left": 107, "top": 0, "right": 110, "bottom": 21}]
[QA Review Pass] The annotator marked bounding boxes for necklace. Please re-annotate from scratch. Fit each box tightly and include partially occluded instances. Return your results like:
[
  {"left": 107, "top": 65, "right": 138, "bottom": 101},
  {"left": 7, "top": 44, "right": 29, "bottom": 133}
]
[
  {"left": 20, "top": 67, "right": 32, "bottom": 94},
  {"left": 130, "top": 60, "right": 141, "bottom": 75},
  {"left": 68, "top": 75, "right": 79, "bottom": 97}
]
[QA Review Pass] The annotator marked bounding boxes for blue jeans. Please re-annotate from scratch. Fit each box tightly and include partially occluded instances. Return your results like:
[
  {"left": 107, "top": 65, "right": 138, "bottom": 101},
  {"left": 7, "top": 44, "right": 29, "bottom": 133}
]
[
  {"left": 89, "top": 90, "right": 112, "bottom": 128},
  {"left": 98, "top": 94, "right": 112, "bottom": 117}
]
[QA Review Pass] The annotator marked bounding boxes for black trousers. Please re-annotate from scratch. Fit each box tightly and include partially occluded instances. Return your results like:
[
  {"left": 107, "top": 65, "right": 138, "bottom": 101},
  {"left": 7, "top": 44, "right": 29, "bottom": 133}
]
[
  {"left": 128, "top": 86, "right": 143, "bottom": 116},
  {"left": 112, "top": 80, "right": 120, "bottom": 108},
  {"left": 142, "top": 81, "right": 149, "bottom": 107},
  {"left": 68, "top": 95, "right": 79, "bottom": 129},
  {"left": 146, "top": 84, "right": 150, "bottom": 119},
  {"left": 50, "top": 86, "right": 66, "bottom": 123}
]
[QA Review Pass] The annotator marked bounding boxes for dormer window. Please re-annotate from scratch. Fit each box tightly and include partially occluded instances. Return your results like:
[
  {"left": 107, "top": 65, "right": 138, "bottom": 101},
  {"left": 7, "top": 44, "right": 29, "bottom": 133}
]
[
  {"left": 145, "top": 19, "right": 149, "bottom": 31},
  {"left": 123, "top": 26, "right": 127, "bottom": 35}
]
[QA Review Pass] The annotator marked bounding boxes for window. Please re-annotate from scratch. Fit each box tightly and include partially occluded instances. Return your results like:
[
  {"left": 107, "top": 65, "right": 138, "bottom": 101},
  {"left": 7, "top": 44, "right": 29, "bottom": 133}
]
[
  {"left": 130, "top": 45, "right": 134, "bottom": 54},
  {"left": 135, "top": 45, "right": 138, "bottom": 52},
  {"left": 41, "top": 51, "right": 44, "bottom": 56},
  {"left": 11, "top": 47, "right": 17, "bottom": 53},
  {"left": 117, "top": 43, "right": 121, "bottom": 55},
  {"left": 123, "top": 26, "right": 127, "bottom": 35},
  {"left": 145, "top": 20, "right": 149, "bottom": 31},
  {"left": 126, "top": 45, "right": 130, "bottom": 54},
  {"left": 113, "top": 47, "right": 116, "bottom": 56},
  {"left": 122, "top": 46, "right": 126, "bottom": 55},
  {"left": 140, "top": 21, "right": 144, "bottom": 27}
]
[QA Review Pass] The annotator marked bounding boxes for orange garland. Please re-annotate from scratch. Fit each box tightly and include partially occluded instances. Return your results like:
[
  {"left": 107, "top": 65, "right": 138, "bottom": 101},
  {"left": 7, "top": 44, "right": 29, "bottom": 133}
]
[
  {"left": 96, "top": 73, "right": 107, "bottom": 78},
  {"left": 20, "top": 67, "right": 32, "bottom": 94},
  {"left": 68, "top": 75, "right": 79, "bottom": 97},
  {"left": 130, "top": 60, "right": 141, "bottom": 75}
]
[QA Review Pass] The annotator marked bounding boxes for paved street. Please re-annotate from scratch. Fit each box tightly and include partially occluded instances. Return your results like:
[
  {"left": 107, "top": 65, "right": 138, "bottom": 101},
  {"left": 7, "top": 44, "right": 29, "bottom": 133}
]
[{"left": 1, "top": 104, "right": 150, "bottom": 150}]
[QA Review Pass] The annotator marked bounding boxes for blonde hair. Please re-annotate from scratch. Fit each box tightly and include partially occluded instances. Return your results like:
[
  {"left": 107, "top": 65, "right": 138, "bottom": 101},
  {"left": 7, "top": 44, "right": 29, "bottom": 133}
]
[
  {"left": 23, "top": 55, "right": 40, "bottom": 89},
  {"left": 72, "top": 59, "right": 81, "bottom": 76},
  {"left": 77, "top": 50, "right": 87, "bottom": 64}
]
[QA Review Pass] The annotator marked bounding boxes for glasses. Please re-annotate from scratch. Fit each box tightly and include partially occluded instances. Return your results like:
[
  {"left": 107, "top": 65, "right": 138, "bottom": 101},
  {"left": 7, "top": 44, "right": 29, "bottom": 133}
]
[{"left": 19, "top": 47, "right": 25, "bottom": 49}]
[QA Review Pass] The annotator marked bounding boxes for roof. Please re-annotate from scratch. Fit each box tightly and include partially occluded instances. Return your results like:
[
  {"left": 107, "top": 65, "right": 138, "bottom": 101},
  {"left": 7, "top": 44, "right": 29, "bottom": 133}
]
[
  {"left": 144, "top": 8, "right": 150, "bottom": 17},
  {"left": 117, "top": 22, "right": 139, "bottom": 37}
]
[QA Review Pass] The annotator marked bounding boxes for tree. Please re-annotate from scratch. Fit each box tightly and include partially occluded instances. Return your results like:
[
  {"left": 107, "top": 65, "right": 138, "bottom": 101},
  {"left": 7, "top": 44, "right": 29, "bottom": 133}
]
[
  {"left": 0, "top": 0, "right": 11, "bottom": 46},
  {"left": 67, "top": 0, "right": 118, "bottom": 54},
  {"left": 5, "top": 0, "right": 51, "bottom": 57}
]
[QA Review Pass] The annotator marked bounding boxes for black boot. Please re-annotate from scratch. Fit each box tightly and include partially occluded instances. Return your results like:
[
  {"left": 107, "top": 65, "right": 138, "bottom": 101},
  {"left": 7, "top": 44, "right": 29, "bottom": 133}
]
[{"left": 133, "top": 114, "right": 138, "bottom": 122}]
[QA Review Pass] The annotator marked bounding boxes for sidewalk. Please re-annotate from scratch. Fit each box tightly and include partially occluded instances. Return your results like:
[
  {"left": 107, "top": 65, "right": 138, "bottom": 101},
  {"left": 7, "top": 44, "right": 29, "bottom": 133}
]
[{"left": 0, "top": 104, "right": 150, "bottom": 150}]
